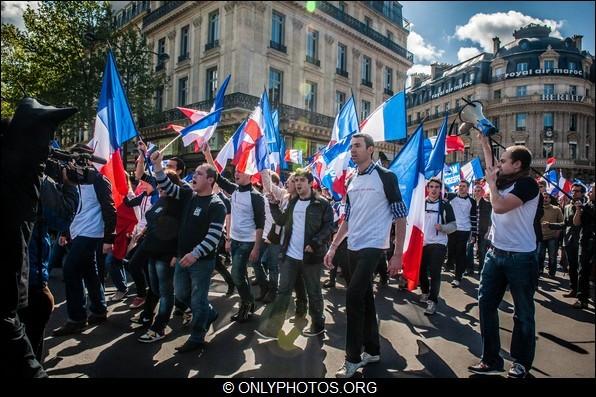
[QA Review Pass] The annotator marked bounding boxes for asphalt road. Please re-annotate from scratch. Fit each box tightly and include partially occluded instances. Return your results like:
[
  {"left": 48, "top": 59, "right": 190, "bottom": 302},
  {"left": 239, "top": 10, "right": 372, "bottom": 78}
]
[{"left": 41, "top": 267, "right": 595, "bottom": 378}]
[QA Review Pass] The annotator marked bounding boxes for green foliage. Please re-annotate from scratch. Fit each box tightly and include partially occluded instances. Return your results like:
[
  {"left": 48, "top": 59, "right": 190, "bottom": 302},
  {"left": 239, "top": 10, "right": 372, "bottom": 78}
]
[{"left": 1, "top": 1, "right": 163, "bottom": 144}]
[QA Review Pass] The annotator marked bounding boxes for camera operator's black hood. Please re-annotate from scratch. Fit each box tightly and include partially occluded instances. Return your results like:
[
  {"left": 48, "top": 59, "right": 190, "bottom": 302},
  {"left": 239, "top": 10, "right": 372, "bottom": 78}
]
[{"left": 10, "top": 97, "right": 78, "bottom": 134}]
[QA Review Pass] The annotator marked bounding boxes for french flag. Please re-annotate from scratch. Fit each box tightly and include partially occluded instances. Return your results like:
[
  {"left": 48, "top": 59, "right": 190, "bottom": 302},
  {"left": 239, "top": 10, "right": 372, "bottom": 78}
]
[
  {"left": 233, "top": 95, "right": 270, "bottom": 175},
  {"left": 545, "top": 157, "right": 556, "bottom": 173},
  {"left": 180, "top": 74, "right": 230, "bottom": 148},
  {"left": 285, "top": 149, "right": 303, "bottom": 164},
  {"left": 90, "top": 51, "right": 138, "bottom": 208},
  {"left": 461, "top": 157, "right": 485, "bottom": 183},
  {"left": 359, "top": 91, "right": 406, "bottom": 142},
  {"left": 177, "top": 106, "right": 209, "bottom": 123},
  {"left": 558, "top": 169, "right": 572, "bottom": 197},
  {"left": 214, "top": 120, "right": 245, "bottom": 172},
  {"left": 389, "top": 124, "right": 426, "bottom": 291},
  {"left": 329, "top": 96, "right": 359, "bottom": 147}
]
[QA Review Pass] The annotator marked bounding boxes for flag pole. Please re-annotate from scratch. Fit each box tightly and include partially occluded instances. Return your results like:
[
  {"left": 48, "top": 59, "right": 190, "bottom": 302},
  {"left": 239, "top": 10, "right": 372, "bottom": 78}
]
[{"left": 160, "top": 134, "right": 182, "bottom": 153}]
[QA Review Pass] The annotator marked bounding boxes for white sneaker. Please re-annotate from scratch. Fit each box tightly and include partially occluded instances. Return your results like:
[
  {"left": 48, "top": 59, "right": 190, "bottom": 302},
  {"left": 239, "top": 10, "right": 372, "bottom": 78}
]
[
  {"left": 451, "top": 280, "right": 460, "bottom": 288},
  {"left": 424, "top": 301, "right": 437, "bottom": 315},
  {"left": 420, "top": 293, "right": 429, "bottom": 303},
  {"left": 335, "top": 361, "right": 362, "bottom": 378},
  {"left": 137, "top": 329, "right": 165, "bottom": 343},
  {"left": 361, "top": 352, "right": 380, "bottom": 366},
  {"left": 110, "top": 290, "right": 128, "bottom": 301}
]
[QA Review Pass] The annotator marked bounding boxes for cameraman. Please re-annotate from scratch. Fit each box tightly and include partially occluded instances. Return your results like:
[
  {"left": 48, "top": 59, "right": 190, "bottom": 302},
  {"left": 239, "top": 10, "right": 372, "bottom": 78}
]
[{"left": 52, "top": 144, "right": 116, "bottom": 336}]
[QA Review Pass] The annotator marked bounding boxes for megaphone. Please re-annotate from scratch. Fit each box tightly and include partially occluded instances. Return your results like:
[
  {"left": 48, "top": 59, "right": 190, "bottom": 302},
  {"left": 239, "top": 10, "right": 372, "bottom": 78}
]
[{"left": 458, "top": 98, "right": 497, "bottom": 137}]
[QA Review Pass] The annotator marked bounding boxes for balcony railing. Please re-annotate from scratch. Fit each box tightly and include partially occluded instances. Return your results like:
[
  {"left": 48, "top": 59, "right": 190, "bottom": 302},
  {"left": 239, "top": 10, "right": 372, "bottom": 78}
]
[
  {"left": 362, "top": 1, "right": 411, "bottom": 31},
  {"left": 178, "top": 54, "right": 189, "bottom": 63},
  {"left": 205, "top": 40, "right": 219, "bottom": 51},
  {"left": 305, "top": 55, "right": 320, "bottom": 67},
  {"left": 139, "top": 92, "right": 335, "bottom": 129},
  {"left": 143, "top": 1, "right": 185, "bottom": 28},
  {"left": 336, "top": 68, "right": 349, "bottom": 78},
  {"left": 269, "top": 40, "right": 287, "bottom": 53},
  {"left": 318, "top": 1, "right": 414, "bottom": 62},
  {"left": 361, "top": 79, "right": 373, "bottom": 88},
  {"left": 384, "top": 88, "right": 394, "bottom": 96}
]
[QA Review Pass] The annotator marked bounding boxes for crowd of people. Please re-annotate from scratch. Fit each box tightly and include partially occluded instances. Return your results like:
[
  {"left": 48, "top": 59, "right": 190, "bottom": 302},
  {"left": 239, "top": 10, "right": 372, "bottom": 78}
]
[{"left": 9, "top": 123, "right": 595, "bottom": 378}]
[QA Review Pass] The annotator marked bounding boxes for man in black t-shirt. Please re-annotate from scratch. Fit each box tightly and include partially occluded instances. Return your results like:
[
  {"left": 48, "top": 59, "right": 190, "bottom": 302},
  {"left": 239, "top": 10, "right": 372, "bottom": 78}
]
[{"left": 151, "top": 150, "right": 226, "bottom": 354}]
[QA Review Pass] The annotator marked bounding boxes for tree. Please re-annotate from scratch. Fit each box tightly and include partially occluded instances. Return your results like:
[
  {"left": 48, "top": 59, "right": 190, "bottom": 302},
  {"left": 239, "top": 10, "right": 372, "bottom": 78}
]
[{"left": 1, "top": 1, "right": 163, "bottom": 144}]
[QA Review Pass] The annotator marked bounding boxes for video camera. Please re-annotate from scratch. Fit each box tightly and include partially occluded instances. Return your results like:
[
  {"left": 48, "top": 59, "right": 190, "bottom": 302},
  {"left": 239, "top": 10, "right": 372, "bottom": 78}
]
[{"left": 45, "top": 146, "right": 106, "bottom": 185}]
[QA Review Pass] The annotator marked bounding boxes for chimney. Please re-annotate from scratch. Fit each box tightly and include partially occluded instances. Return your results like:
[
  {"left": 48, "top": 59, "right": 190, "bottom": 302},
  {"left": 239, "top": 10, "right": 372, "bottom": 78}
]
[
  {"left": 492, "top": 37, "right": 501, "bottom": 55},
  {"left": 572, "top": 34, "right": 583, "bottom": 50},
  {"left": 412, "top": 74, "right": 422, "bottom": 88}
]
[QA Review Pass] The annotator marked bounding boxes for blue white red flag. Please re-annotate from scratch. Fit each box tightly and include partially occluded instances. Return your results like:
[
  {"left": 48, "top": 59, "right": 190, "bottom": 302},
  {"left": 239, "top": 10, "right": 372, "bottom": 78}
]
[
  {"left": 359, "top": 91, "right": 406, "bottom": 142},
  {"left": 329, "top": 96, "right": 359, "bottom": 146}
]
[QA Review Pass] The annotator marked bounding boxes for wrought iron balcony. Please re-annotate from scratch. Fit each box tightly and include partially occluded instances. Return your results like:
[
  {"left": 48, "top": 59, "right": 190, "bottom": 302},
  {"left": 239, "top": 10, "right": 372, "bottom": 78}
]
[
  {"left": 318, "top": 1, "right": 414, "bottom": 63},
  {"left": 143, "top": 1, "right": 185, "bottom": 28},
  {"left": 361, "top": 79, "right": 373, "bottom": 88},
  {"left": 306, "top": 55, "right": 320, "bottom": 67},
  {"left": 178, "top": 54, "right": 190, "bottom": 63},
  {"left": 336, "top": 68, "right": 349, "bottom": 78},
  {"left": 269, "top": 40, "right": 287, "bottom": 54},
  {"left": 205, "top": 40, "right": 219, "bottom": 51},
  {"left": 384, "top": 88, "right": 394, "bottom": 96}
]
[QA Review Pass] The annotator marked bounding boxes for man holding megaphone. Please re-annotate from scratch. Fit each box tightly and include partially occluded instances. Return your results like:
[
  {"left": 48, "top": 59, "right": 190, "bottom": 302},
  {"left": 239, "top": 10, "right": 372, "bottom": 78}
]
[{"left": 467, "top": 121, "right": 542, "bottom": 379}]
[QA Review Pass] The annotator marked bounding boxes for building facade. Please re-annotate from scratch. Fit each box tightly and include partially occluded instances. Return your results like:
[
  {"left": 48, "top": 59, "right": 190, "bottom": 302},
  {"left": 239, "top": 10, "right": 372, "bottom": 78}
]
[
  {"left": 406, "top": 24, "right": 595, "bottom": 181},
  {"left": 118, "top": 1, "right": 413, "bottom": 170}
]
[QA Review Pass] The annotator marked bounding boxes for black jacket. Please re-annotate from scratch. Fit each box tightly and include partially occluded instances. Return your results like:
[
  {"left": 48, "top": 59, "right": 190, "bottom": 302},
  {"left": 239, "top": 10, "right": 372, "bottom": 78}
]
[{"left": 270, "top": 193, "right": 334, "bottom": 265}]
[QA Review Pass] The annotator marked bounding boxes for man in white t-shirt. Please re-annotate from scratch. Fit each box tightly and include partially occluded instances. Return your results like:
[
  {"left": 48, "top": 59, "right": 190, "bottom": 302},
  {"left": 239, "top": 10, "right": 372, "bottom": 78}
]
[
  {"left": 324, "top": 133, "right": 407, "bottom": 378},
  {"left": 256, "top": 169, "right": 334, "bottom": 340},
  {"left": 468, "top": 134, "right": 540, "bottom": 379}
]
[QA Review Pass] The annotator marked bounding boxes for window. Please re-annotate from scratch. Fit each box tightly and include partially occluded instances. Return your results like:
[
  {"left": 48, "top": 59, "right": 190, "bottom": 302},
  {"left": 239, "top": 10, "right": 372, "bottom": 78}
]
[
  {"left": 494, "top": 89, "right": 501, "bottom": 99},
  {"left": 361, "top": 56, "right": 372, "bottom": 86},
  {"left": 205, "top": 67, "right": 218, "bottom": 101},
  {"left": 208, "top": 10, "right": 219, "bottom": 45},
  {"left": 178, "top": 77, "right": 188, "bottom": 106},
  {"left": 155, "top": 86, "right": 163, "bottom": 112},
  {"left": 338, "top": 1, "right": 346, "bottom": 13},
  {"left": 455, "top": 99, "right": 460, "bottom": 109},
  {"left": 570, "top": 85, "right": 577, "bottom": 95},
  {"left": 492, "top": 146, "right": 500, "bottom": 160},
  {"left": 469, "top": 72, "right": 475, "bottom": 82},
  {"left": 364, "top": 16, "right": 372, "bottom": 29},
  {"left": 444, "top": 102, "right": 449, "bottom": 112},
  {"left": 384, "top": 67, "right": 393, "bottom": 94},
  {"left": 570, "top": 113, "right": 577, "bottom": 131},
  {"left": 271, "top": 10, "right": 285, "bottom": 46},
  {"left": 361, "top": 100, "right": 371, "bottom": 120},
  {"left": 387, "top": 30, "right": 393, "bottom": 41},
  {"left": 407, "top": 114, "right": 412, "bottom": 125},
  {"left": 337, "top": 43, "right": 347, "bottom": 74},
  {"left": 543, "top": 112, "right": 553, "bottom": 129},
  {"left": 269, "top": 68, "right": 283, "bottom": 108},
  {"left": 304, "top": 81, "right": 317, "bottom": 112},
  {"left": 464, "top": 147, "right": 470, "bottom": 162},
  {"left": 515, "top": 113, "right": 527, "bottom": 131},
  {"left": 306, "top": 29, "right": 319, "bottom": 64},
  {"left": 516, "top": 85, "right": 527, "bottom": 96},
  {"left": 586, "top": 144, "right": 590, "bottom": 160},
  {"left": 543, "top": 142, "right": 554, "bottom": 158},
  {"left": 544, "top": 84, "right": 555, "bottom": 95},
  {"left": 335, "top": 91, "right": 346, "bottom": 113},
  {"left": 569, "top": 142, "right": 577, "bottom": 160},
  {"left": 544, "top": 59, "right": 554, "bottom": 70},
  {"left": 568, "top": 61, "right": 577, "bottom": 71},
  {"left": 179, "top": 25, "right": 189, "bottom": 60},
  {"left": 156, "top": 37, "right": 166, "bottom": 70},
  {"left": 516, "top": 62, "right": 528, "bottom": 72}
]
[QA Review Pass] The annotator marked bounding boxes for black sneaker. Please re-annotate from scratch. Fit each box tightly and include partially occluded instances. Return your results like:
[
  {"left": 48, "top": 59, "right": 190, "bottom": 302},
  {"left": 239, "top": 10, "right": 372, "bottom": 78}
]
[
  {"left": 468, "top": 361, "right": 504, "bottom": 375},
  {"left": 507, "top": 363, "right": 528, "bottom": 378},
  {"left": 563, "top": 291, "right": 577, "bottom": 298},
  {"left": 88, "top": 313, "right": 107, "bottom": 325},
  {"left": 175, "top": 339, "right": 204, "bottom": 354},
  {"left": 231, "top": 304, "right": 251, "bottom": 322},
  {"left": 302, "top": 326, "right": 325, "bottom": 337},
  {"left": 52, "top": 320, "right": 87, "bottom": 336},
  {"left": 206, "top": 311, "right": 219, "bottom": 331}
]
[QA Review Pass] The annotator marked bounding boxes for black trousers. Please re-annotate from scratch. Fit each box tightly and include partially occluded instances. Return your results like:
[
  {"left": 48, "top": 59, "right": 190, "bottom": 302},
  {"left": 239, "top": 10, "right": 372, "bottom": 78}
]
[
  {"left": 329, "top": 239, "right": 351, "bottom": 284},
  {"left": 577, "top": 242, "right": 594, "bottom": 301},
  {"left": 449, "top": 231, "right": 471, "bottom": 281},
  {"left": 215, "top": 252, "right": 234, "bottom": 287},
  {"left": 345, "top": 248, "right": 383, "bottom": 363},
  {"left": 419, "top": 244, "right": 447, "bottom": 303},
  {"left": 565, "top": 243, "right": 580, "bottom": 292},
  {"left": 17, "top": 286, "right": 54, "bottom": 362},
  {"left": 2, "top": 312, "right": 47, "bottom": 378}
]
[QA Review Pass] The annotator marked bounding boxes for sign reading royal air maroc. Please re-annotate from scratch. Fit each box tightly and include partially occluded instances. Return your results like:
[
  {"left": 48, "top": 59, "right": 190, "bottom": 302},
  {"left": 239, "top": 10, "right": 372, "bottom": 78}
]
[{"left": 503, "top": 68, "right": 584, "bottom": 79}]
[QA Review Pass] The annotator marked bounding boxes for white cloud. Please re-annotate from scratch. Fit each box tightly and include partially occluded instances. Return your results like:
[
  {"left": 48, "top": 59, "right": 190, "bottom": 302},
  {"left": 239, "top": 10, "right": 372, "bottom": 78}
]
[
  {"left": 454, "top": 11, "right": 564, "bottom": 52},
  {"left": 457, "top": 47, "right": 481, "bottom": 62},
  {"left": 406, "top": 64, "right": 431, "bottom": 89},
  {"left": 407, "top": 31, "right": 444, "bottom": 63},
  {"left": 1, "top": 1, "right": 40, "bottom": 30}
]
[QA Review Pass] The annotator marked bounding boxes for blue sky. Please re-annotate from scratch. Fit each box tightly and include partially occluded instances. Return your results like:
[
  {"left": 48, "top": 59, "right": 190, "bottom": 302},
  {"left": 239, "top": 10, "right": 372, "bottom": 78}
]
[{"left": 402, "top": 1, "right": 595, "bottom": 77}]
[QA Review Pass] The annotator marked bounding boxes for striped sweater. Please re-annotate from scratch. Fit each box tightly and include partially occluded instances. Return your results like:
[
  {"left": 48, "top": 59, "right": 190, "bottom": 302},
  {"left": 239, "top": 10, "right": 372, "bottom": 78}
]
[{"left": 155, "top": 169, "right": 226, "bottom": 260}]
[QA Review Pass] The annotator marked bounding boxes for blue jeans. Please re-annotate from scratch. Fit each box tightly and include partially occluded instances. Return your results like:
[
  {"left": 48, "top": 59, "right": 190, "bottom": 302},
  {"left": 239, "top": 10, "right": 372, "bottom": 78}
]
[
  {"left": 230, "top": 240, "right": 256, "bottom": 305},
  {"left": 539, "top": 239, "right": 559, "bottom": 276},
  {"left": 63, "top": 236, "right": 107, "bottom": 322},
  {"left": 174, "top": 257, "right": 217, "bottom": 343},
  {"left": 254, "top": 242, "right": 281, "bottom": 292},
  {"left": 258, "top": 257, "right": 324, "bottom": 335},
  {"left": 105, "top": 254, "right": 128, "bottom": 292},
  {"left": 147, "top": 258, "right": 175, "bottom": 334},
  {"left": 478, "top": 248, "right": 539, "bottom": 370}
]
